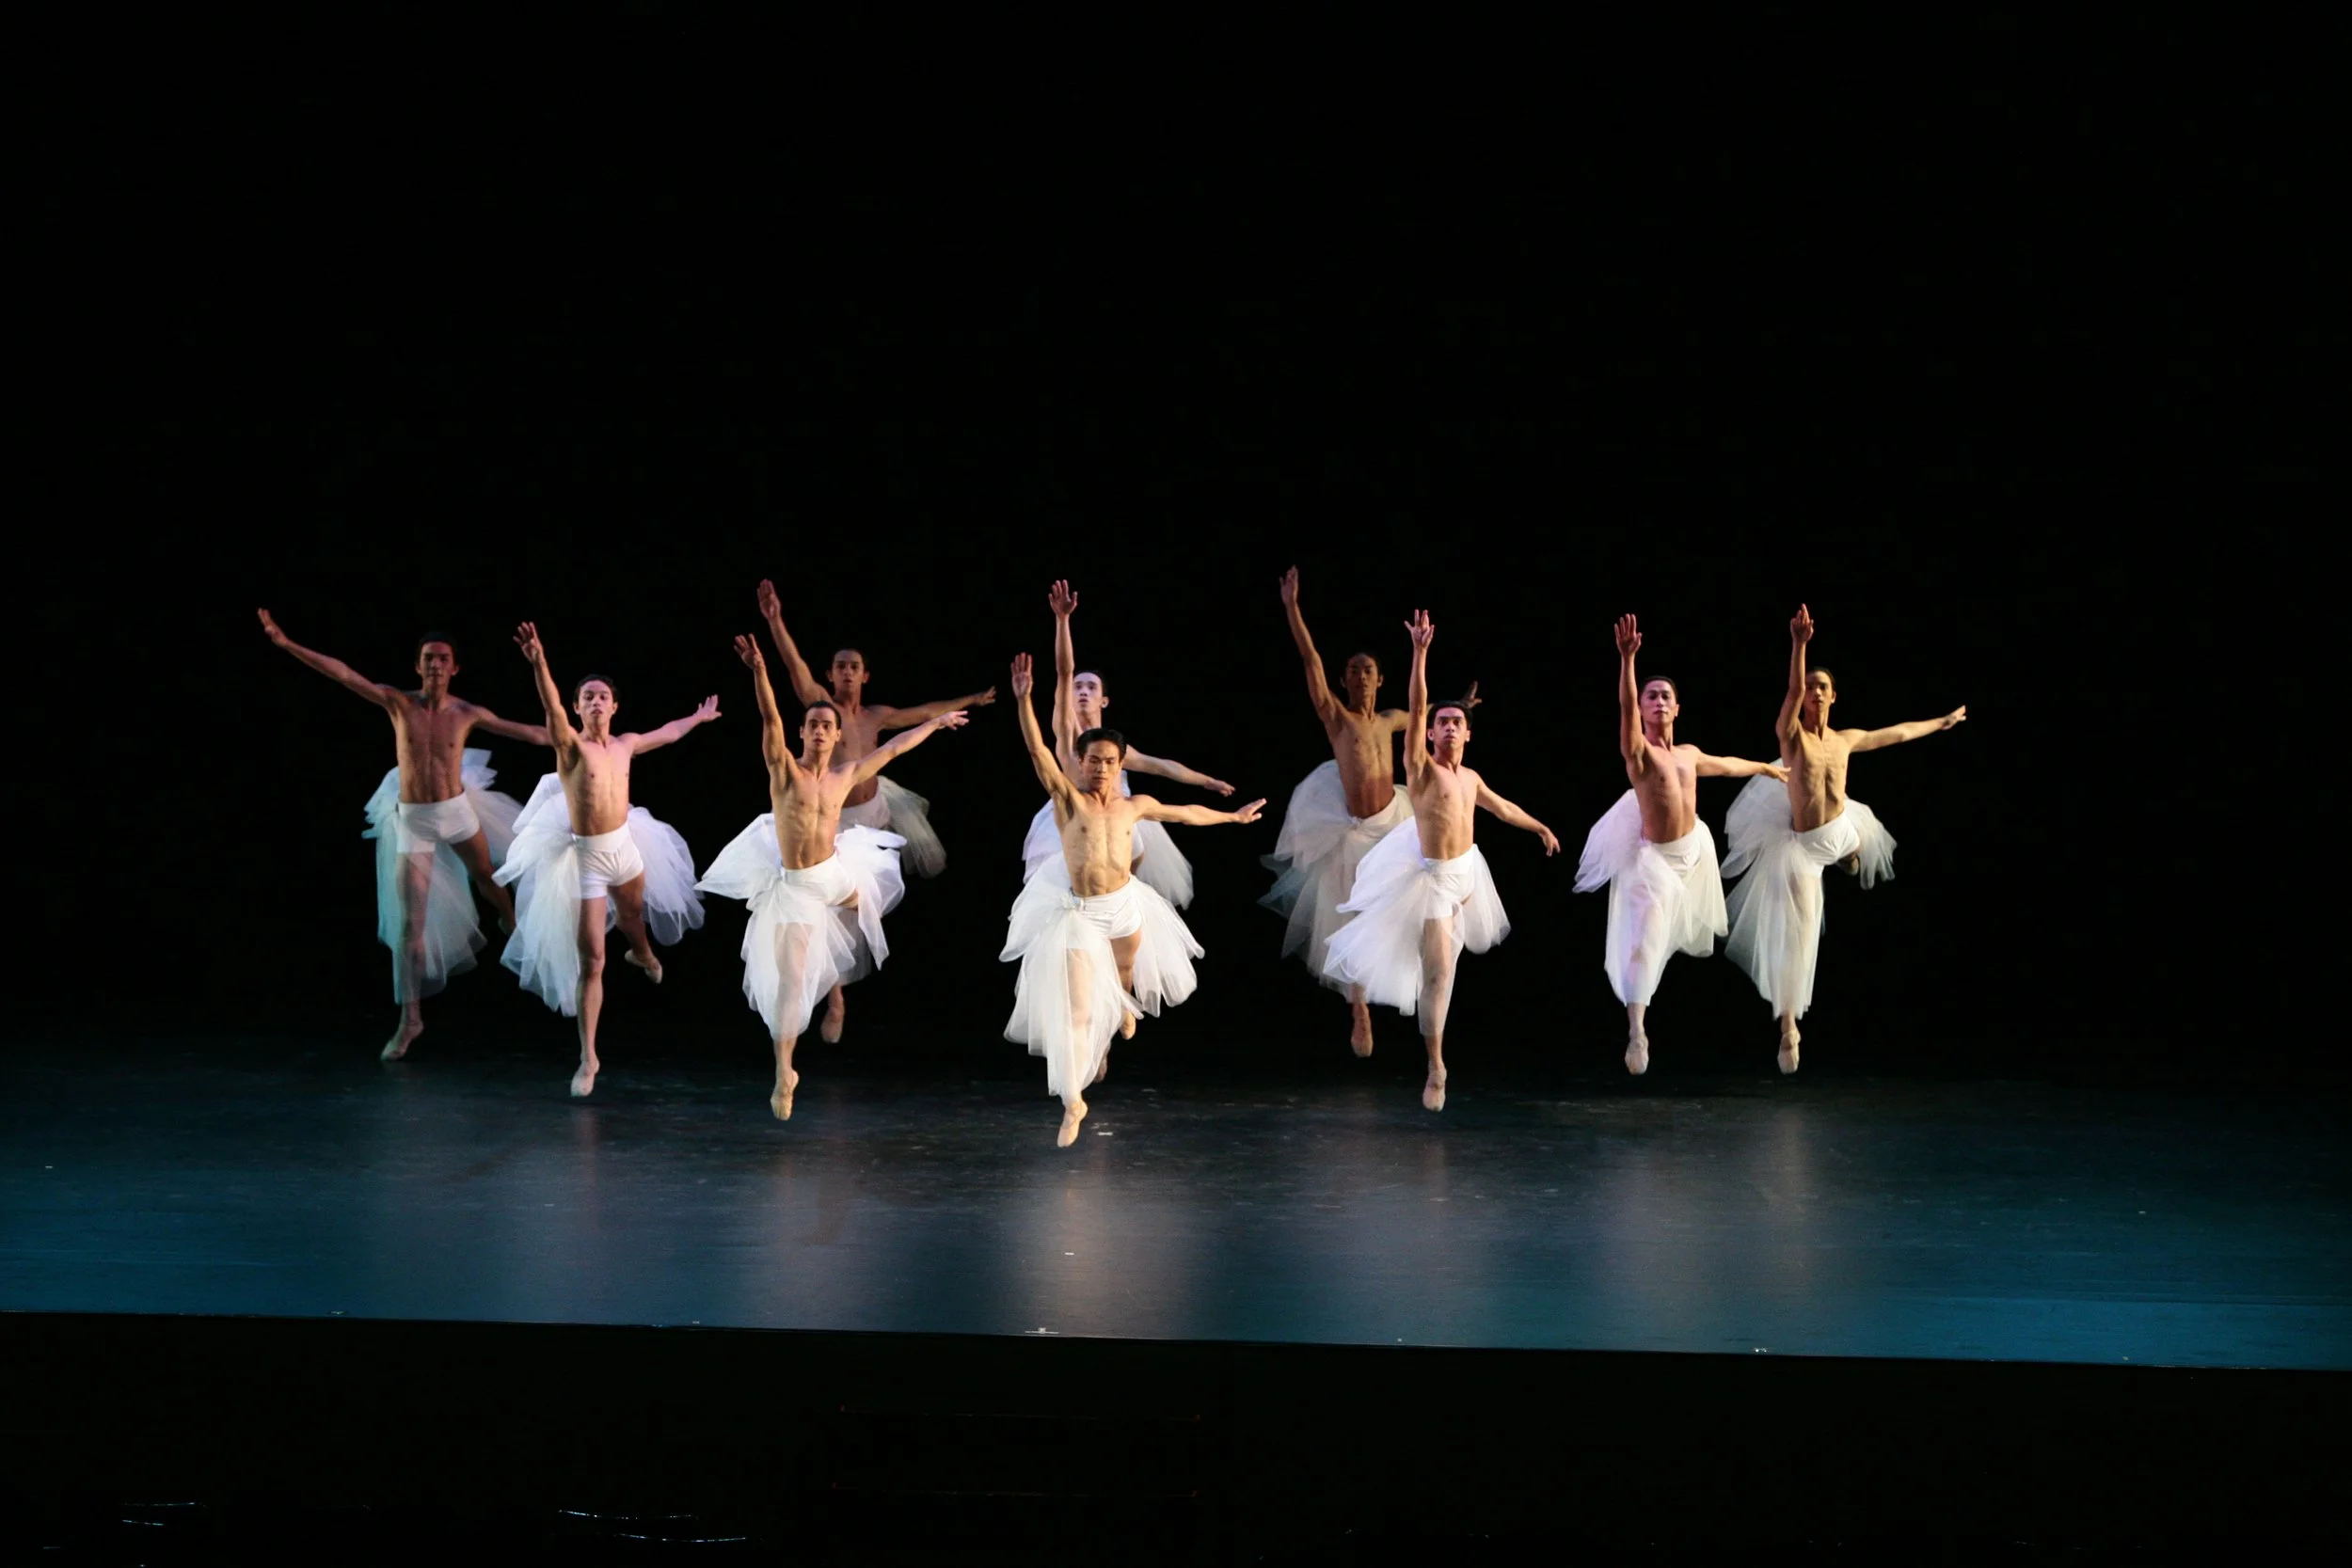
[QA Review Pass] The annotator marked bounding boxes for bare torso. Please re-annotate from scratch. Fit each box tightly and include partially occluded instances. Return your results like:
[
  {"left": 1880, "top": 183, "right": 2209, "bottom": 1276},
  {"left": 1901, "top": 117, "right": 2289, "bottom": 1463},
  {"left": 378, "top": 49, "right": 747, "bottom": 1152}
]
[
  {"left": 1780, "top": 722, "right": 1853, "bottom": 832},
  {"left": 1327, "top": 706, "right": 1407, "bottom": 818},
  {"left": 1408, "top": 759, "right": 1482, "bottom": 863},
  {"left": 766, "top": 752, "right": 866, "bottom": 870},
  {"left": 1056, "top": 787, "right": 1153, "bottom": 897},
  {"left": 827, "top": 703, "right": 890, "bottom": 808},
  {"left": 1627, "top": 740, "right": 1701, "bottom": 843},
  {"left": 389, "top": 695, "right": 493, "bottom": 804},
  {"left": 558, "top": 732, "right": 637, "bottom": 836}
]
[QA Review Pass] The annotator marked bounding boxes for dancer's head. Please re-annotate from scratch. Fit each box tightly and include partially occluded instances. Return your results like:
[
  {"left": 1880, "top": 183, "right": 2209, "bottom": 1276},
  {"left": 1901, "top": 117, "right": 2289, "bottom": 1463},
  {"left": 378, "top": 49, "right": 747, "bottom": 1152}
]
[
  {"left": 1074, "top": 726, "right": 1126, "bottom": 793},
  {"left": 573, "top": 674, "right": 619, "bottom": 733},
  {"left": 1427, "top": 699, "right": 1471, "bottom": 761},
  {"left": 827, "top": 648, "right": 868, "bottom": 704},
  {"left": 1073, "top": 670, "right": 1108, "bottom": 725},
  {"left": 1640, "top": 676, "right": 1680, "bottom": 736},
  {"left": 801, "top": 699, "right": 844, "bottom": 760},
  {"left": 414, "top": 632, "right": 459, "bottom": 690},
  {"left": 1343, "top": 651, "right": 1383, "bottom": 708},
  {"left": 1802, "top": 668, "right": 1836, "bottom": 728}
]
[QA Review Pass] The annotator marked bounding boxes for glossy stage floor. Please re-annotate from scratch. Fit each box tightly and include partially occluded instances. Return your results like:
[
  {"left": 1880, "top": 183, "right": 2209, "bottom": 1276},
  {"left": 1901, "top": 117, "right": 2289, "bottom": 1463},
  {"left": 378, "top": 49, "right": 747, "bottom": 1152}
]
[{"left": 5, "top": 1038, "right": 2347, "bottom": 1370}]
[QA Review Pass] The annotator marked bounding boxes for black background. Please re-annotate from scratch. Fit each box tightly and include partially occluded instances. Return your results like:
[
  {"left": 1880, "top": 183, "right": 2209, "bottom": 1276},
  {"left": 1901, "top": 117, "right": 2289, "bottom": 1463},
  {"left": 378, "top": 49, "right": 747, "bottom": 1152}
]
[{"left": 18, "top": 54, "right": 2311, "bottom": 1080}]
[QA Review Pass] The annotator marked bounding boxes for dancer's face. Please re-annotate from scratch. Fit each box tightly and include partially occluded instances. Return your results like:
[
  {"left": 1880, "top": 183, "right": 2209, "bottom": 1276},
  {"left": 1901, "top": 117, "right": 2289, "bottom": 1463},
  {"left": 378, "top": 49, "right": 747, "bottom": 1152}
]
[
  {"left": 828, "top": 650, "right": 868, "bottom": 701},
  {"left": 1078, "top": 738, "right": 1124, "bottom": 793},
  {"left": 1343, "top": 654, "right": 1381, "bottom": 707},
  {"left": 415, "top": 641, "right": 456, "bottom": 687},
  {"left": 1803, "top": 670, "right": 1836, "bottom": 725},
  {"left": 1640, "top": 679, "right": 1678, "bottom": 730},
  {"left": 801, "top": 706, "right": 840, "bottom": 754},
  {"left": 1428, "top": 705, "right": 1470, "bottom": 758},
  {"left": 1073, "top": 673, "right": 1106, "bottom": 721},
  {"left": 574, "top": 680, "right": 616, "bottom": 730}
]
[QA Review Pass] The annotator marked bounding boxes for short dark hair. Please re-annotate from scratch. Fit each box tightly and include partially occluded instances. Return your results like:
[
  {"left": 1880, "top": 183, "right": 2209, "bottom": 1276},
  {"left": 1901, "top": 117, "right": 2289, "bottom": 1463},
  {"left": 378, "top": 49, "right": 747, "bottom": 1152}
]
[
  {"left": 1073, "top": 668, "right": 1108, "bottom": 690},
  {"left": 1427, "top": 698, "right": 1472, "bottom": 724},
  {"left": 1074, "top": 725, "right": 1128, "bottom": 758},
  {"left": 830, "top": 648, "right": 866, "bottom": 668},
  {"left": 1343, "top": 650, "right": 1382, "bottom": 671},
  {"left": 803, "top": 699, "right": 844, "bottom": 726},
  {"left": 1641, "top": 674, "right": 1679, "bottom": 702},
  {"left": 574, "top": 673, "right": 619, "bottom": 704},
  {"left": 1810, "top": 666, "right": 1836, "bottom": 693},
  {"left": 415, "top": 631, "right": 458, "bottom": 661}
]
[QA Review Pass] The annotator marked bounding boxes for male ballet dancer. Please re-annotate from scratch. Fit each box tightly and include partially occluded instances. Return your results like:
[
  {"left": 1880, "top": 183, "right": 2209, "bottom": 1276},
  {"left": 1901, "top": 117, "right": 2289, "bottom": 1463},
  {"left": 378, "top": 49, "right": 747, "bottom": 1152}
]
[
  {"left": 257, "top": 610, "right": 544, "bottom": 1060},
  {"left": 698, "top": 635, "right": 968, "bottom": 1120},
  {"left": 1002, "top": 652, "right": 1264, "bottom": 1148},
  {"left": 756, "top": 578, "right": 994, "bottom": 877},
  {"left": 1323, "top": 611, "right": 1559, "bottom": 1111},
  {"left": 1019, "top": 579, "right": 1237, "bottom": 905},
  {"left": 1722, "top": 604, "right": 1966, "bottom": 1073},
  {"left": 497, "top": 622, "right": 717, "bottom": 1097},
  {"left": 1574, "top": 614, "right": 1786, "bottom": 1075}
]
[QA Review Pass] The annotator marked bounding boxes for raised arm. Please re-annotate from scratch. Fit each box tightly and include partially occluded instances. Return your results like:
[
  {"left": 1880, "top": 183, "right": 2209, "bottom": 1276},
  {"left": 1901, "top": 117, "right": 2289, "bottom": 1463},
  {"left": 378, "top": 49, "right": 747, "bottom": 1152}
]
[
  {"left": 852, "top": 708, "right": 970, "bottom": 784},
  {"left": 755, "top": 578, "right": 830, "bottom": 707},
  {"left": 256, "top": 610, "right": 395, "bottom": 708},
  {"left": 1615, "top": 613, "right": 1646, "bottom": 766},
  {"left": 875, "top": 687, "right": 997, "bottom": 731},
  {"left": 1134, "top": 795, "right": 1268, "bottom": 828},
  {"left": 1403, "top": 609, "right": 1434, "bottom": 783},
  {"left": 513, "top": 622, "right": 577, "bottom": 755},
  {"left": 1474, "top": 780, "right": 1562, "bottom": 856},
  {"left": 468, "top": 707, "right": 553, "bottom": 748},
  {"left": 1049, "top": 579, "right": 1079, "bottom": 751},
  {"left": 735, "top": 634, "right": 788, "bottom": 768},
  {"left": 1279, "top": 566, "right": 1340, "bottom": 721},
  {"left": 1123, "top": 749, "right": 1236, "bottom": 796},
  {"left": 1845, "top": 706, "right": 1968, "bottom": 753},
  {"left": 626, "top": 693, "right": 722, "bottom": 755},
  {"left": 1779, "top": 604, "right": 1814, "bottom": 738},
  {"left": 1693, "top": 752, "right": 1788, "bottom": 780},
  {"left": 1010, "top": 654, "right": 1079, "bottom": 810}
]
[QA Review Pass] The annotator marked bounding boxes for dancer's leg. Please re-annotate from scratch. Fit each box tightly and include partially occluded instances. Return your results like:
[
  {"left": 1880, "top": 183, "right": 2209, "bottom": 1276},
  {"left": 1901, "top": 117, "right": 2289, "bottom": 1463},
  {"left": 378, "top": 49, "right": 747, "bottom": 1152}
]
[
  {"left": 1418, "top": 915, "right": 1457, "bottom": 1111},
  {"left": 1348, "top": 984, "right": 1374, "bottom": 1058},
  {"left": 1109, "top": 929, "right": 1142, "bottom": 1040},
  {"left": 573, "top": 895, "right": 608, "bottom": 1097},
  {"left": 1622, "top": 877, "right": 1667, "bottom": 1076},
  {"left": 451, "top": 830, "right": 516, "bottom": 933},
  {"left": 771, "top": 922, "right": 810, "bottom": 1120},
  {"left": 1777, "top": 869, "right": 1821, "bottom": 1074},
  {"left": 611, "top": 874, "right": 660, "bottom": 983},
  {"left": 819, "top": 892, "right": 855, "bottom": 1043},
  {"left": 1059, "top": 947, "right": 1094, "bottom": 1147},
  {"left": 1625, "top": 1003, "right": 1650, "bottom": 1076},
  {"left": 383, "top": 852, "right": 432, "bottom": 1061}
]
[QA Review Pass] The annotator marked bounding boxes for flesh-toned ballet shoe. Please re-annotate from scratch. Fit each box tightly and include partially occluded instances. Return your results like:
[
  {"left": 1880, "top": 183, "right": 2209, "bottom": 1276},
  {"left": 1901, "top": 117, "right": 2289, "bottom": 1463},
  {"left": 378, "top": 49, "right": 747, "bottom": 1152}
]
[
  {"left": 624, "top": 949, "right": 663, "bottom": 984},
  {"left": 570, "top": 1066, "right": 597, "bottom": 1098},
  {"left": 1777, "top": 1029, "right": 1802, "bottom": 1075},
  {"left": 1625, "top": 1033, "right": 1650, "bottom": 1076},
  {"left": 1057, "top": 1101, "right": 1089, "bottom": 1148},
  {"left": 382, "top": 1022, "right": 423, "bottom": 1062},
  {"left": 1120, "top": 1010, "right": 1138, "bottom": 1040},
  {"left": 1422, "top": 1072, "right": 1447, "bottom": 1113},
  {"left": 1350, "top": 1016, "right": 1375, "bottom": 1058},
  {"left": 818, "top": 1011, "right": 844, "bottom": 1045}
]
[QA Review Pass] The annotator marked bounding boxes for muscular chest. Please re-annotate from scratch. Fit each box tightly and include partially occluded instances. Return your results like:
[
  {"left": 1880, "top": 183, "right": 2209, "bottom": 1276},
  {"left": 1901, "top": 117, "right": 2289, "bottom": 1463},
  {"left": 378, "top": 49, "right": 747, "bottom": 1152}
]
[
  {"left": 574, "top": 740, "right": 631, "bottom": 791},
  {"left": 1791, "top": 733, "right": 1848, "bottom": 789},
  {"left": 838, "top": 709, "right": 885, "bottom": 758}
]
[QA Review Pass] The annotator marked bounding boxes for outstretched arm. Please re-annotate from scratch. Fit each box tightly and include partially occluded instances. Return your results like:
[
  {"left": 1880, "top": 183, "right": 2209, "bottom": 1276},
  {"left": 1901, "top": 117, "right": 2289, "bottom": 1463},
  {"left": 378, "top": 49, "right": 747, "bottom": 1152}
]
[
  {"left": 1010, "top": 654, "right": 1076, "bottom": 808},
  {"left": 256, "top": 610, "right": 395, "bottom": 708},
  {"left": 1049, "top": 579, "right": 1079, "bottom": 751},
  {"left": 756, "top": 579, "right": 830, "bottom": 707},
  {"left": 1403, "top": 609, "right": 1434, "bottom": 784},
  {"left": 469, "top": 707, "right": 553, "bottom": 747},
  {"left": 1123, "top": 749, "right": 1236, "bottom": 796},
  {"left": 627, "top": 694, "right": 722, "bottom": 755},
  {"left": 735, "top": 635, "right": 788, "bottom": 768},
  {"left": 513, "top": 622, "right": 576, "bottom": 754},
  {"left": 1693, "top": 752, "right": 1788, "bottom": 780},
  {"left": 1615, "top": 613, "right": 1646, "bottom": 766},
  {"left": 1475, "top": 781, "right": 1561, "bottom": 856},
  {"left": 1779, "top": 604, "right": 1814, "bottom": 739},
  {"left": 1279, "top": 566, "right": 1340, "bottom": 721},
  {"left": 875, "top": 687, "right": 996, "bottom": 730},
  {"left": 1134, "top": 795, "right": 1267, "bottom": 828},
  {"left": 852, "top": 708, "right": 970, "bottom": 784},
  {"left": 1845, "top": 706, "right": 1968, "bottom": 753}
]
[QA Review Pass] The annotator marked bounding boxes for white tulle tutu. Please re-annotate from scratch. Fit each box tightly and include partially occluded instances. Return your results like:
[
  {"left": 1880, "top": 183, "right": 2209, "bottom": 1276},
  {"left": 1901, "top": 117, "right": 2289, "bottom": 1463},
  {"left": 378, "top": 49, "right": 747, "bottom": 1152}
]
[
  {"left": 1720, "top": 774, "right": 1897, "bottom": 1020},
  {"left": 1320, "top": 822, "right": 1510, "bottom": 1026},
  {"left": 1572, "top": 790, "right": 1728, "bottom": 1007},
  {"left": 1021, "top": 770, "right": 1193, "bottom": 907},
  {"left": 696, "top": 816, "right": 908, "bottom": 1041},
  {"left": 360, "top": 750, "right": 522, "bottom": 1003},
  {"left": 839, "top": 775, "right": 945, "bottom": 879},
  {"left": 493, "top": 773, "right": 707, "bottom": 1015},
  {"left": 1001, "top": 869, "right": 1202, "bottom": 1103},
  {"left": 1259, "top": 760, "right": 1414, "bottom": 985}
]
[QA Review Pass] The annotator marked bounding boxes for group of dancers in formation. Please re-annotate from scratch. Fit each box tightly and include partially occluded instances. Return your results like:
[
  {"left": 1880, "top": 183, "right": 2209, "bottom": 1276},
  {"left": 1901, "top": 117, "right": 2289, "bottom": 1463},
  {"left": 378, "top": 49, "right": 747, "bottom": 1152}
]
[{"left": 258, "top": 574, "right": 1964, "bottom": 1148}]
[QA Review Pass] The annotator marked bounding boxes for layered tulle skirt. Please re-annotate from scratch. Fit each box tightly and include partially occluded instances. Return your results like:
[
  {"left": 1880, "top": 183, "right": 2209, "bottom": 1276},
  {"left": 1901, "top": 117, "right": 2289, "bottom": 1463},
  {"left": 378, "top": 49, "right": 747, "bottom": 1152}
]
[
  {"left": 1259, "top": 760, "right": 1414, "bottom": 985},
  {"left": 360, "top": 750, "right": 522, "bottom": 1002},
  {"left": 1320, "top": 822, "right": 1509, "bottom": 1024},
  {"left": 1720, "top": 775, "right": 1896, "bottom": 1020},
  {"left": 1001, "top": 867, "right": 1202, "bottom": 1103},
  {"left": 696, "top": 816, "right": 908, "bottom": 1040},
  {"left": 1572, "top": 789, "right": 1727, "bottom": 1006},
  {"left": 838, "top": 775, "right": 945, "bottom": 879}
]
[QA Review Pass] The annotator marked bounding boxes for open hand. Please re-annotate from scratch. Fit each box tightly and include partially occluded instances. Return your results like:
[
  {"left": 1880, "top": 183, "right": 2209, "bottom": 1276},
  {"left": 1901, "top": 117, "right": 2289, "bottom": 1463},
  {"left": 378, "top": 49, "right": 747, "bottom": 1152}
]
[
  {"left": 1614, "top": 613, "right": 1641, "bottom": 657},
  {"left": 1791, "top": 604, "right": 1815, "bottom": 644},
  {"left": 934, "top": 710, "right": 971, "bottom": 731},
  {"left": 1405, "top": 609, "right": 1435, "bottom": 649},
  {"left": 1279, "top": 565, "right": 1299, "bottom": 608},
  {"left": 514, "top": 622, "right": 546, "bottom": 665},
  {"left": 1049, "top": 580, "right": 1078, "bottom": 618},
  {"left": 734, "top": 634, "right": 765, "bottom": 670},
  {"left": 1763, "top": 763, "right": 1790, "bottom": 782},
  {"left": 1940, "top": 705, "right": 1967, "bottom": 730},
  {"left": 257, "top": 609, "right": 289, "bottom": 645},
  {"left": 1204, "top": 777, "right": 1236, "bottom": 797},
  {"left": 1463, "top": 680, "right": 1482, "bottom": 711},
  {"left": 693, "top": 695, "right": 722, "bottom": 724},
  {"left": 1010, "top": 652, "right": 1034, "bottom": 698},
  {"left": 968, "top": 686, "right": 998, "bottom": 707},
  {"left": 1229, "top": 798, "right": 1268, "bottom": 826},
  {"left": 756, "top": 579, "right": 781, "bottom": 621}
]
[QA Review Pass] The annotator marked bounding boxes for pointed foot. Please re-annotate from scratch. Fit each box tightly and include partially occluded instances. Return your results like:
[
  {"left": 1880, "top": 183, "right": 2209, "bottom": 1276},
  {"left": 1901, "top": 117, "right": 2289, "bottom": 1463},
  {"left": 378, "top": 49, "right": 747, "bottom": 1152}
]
[
  {"left": 570, "top": 1064, "right": 598, "bottom": 1098},
  {"left": 1349, "top": 1012, "right": 1375, "bottom": 1058},
  {"left": 1625, "top": 1032, "right": 1650, "bottom": 1076},
  {"left": 1120, "top": 1009, "right": 1137, "bottom": 1041},
  {"left": 1777, "top": 1027, "right": 1802, "bottom": 1075},
  {"left": 381, "top": 1019, "right": 424, "bottom": 1062},
  {"left": 771, "top": 1069, "right": 798, "bottom": 1121},
  {"left": 624, "top": 947, "right": 662, "bottom": 984},
  {"left": 1422, "top": 1071, "right": 1447, "bottom": 1113},
  {"left": 1057, "top": 1099, "right": 1089, "bottom": 1148}
]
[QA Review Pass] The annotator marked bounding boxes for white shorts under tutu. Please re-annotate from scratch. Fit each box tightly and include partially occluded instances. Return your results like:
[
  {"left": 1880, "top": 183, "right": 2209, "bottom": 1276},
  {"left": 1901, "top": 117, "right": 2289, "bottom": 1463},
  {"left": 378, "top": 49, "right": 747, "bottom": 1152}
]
[
  {"left": 1320, "top": 822, "right": 1510, "bottom": 1029},
  {"left": 1572, "top": 790, "right": 1728, "bottom": 1007},
  {"left": 1720, "top": 774, "right": 1897, "bottom": 1021},
  {"left": 360, "top": 750, "right": 523, "bottom": 1003},
  {"left": 838, "top": 775, "right": 945, "bottom": 879},
  {"left": 1001, "top": 870, "right": 1202, "bottom": 1104},
  {"left": 494, "top": 773, "right": 707, "bottom": 1015},
  {"left": 696, "top": 817, "right": 909, "bottom": 1042},
  {"left": 1021, "top": 770, "right": 1193, "bottom": 908},
  {"left": 1259, "top": 760, "right": 1414, "bottom": 985}
]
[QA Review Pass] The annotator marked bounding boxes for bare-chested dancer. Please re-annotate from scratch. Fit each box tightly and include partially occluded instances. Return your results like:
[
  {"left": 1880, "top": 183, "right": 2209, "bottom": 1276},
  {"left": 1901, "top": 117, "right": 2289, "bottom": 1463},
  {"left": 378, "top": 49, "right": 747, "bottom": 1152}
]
[
  {"left": 1002, "top": 653, "right": 1264, "bottom": 1148},
  {"left": 1722, "top": 604, "right": 1966, "bottom": 1073},
  {"left": 1019, "top": 580, "right": 1236, "bottom": 906},
  {"left": 258, "top": 610, "right": 546, "bottom": 1061},
  {"left": 1322, "top": 611, "right": 1559, "bottom": 1111},
  {"left": 755, "top": 578, "right": 993, "bottom": 879},
  {"left": 496, "top": 623, "right": 718, "bottom": 1097},
  {"left": 697, "top": 635, "right": 968, "bottom": 1121},
  {"left": 1574, "top": 614, "right": 1786, "bottom": 1075}
]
